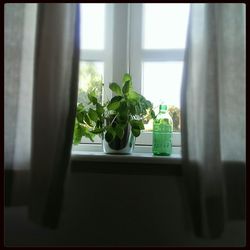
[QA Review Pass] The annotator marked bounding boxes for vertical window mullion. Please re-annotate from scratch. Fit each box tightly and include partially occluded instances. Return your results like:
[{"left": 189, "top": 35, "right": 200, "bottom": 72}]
[
  {"left": 129, "top": 4, "right": 143, "bottom": 94},
  {"left": 112, "top": 4, "right": 129, "bottom": 87},
  {"left": 103, "top": 4, "right": 114, "bottom": 102}
]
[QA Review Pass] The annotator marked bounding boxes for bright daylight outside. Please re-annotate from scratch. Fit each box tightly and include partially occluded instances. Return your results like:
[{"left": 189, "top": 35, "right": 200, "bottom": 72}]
[{"left": 78, "top": 3, "right": 190, "bottom": 135}]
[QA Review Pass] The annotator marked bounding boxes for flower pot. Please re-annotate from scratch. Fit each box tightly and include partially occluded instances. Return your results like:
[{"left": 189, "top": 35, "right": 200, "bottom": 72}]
[{"left": 102, "top": 124, "right": 135, "bottom": 154}]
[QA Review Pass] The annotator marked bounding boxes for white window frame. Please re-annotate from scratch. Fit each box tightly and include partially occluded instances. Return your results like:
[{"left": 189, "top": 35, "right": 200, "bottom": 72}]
[
  {"left": 129, "top": 3, "right": 186, "bottom": 149},
  {"left": 79, "top": 3, "right": 114, "bottom": 103},
  {"left": 75, "top": 3, "right": 186, "bottom": 153}
]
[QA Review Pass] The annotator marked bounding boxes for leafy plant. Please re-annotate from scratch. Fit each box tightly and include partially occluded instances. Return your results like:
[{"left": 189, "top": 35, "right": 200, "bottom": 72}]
[
  {"left": 77, "top": 62, "right": 103, "bottom": 105},
  {"left": 73, "top": 73, "right": 156, "bottom": 145}
]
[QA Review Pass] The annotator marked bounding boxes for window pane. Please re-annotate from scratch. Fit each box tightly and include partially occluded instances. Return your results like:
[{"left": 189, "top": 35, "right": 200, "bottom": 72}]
[
  {"left": 78, "top": 61, "right": 104, "bottom": 105},
  {"left": 142, "top": 62, "right": 183, "bottom": 132},
  {"left": 80, "top": 4, "right": 105, "bottom": 50},
  {"left": 143, "top": 4, "right": 190, "bottom": 49}
]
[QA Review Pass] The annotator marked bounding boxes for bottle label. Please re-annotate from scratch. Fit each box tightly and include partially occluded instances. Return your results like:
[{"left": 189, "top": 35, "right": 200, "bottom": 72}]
[
  {"left": 153, "top": 123, "right": 172, "bottom": 155},
  {"left": 155, "top": 123, "right": 172, "bottom": 133}
]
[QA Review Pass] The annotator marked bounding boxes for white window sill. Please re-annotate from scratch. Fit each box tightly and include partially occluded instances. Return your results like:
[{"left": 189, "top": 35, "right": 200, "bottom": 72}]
[
  {"left": 71, "top": 150, "right": 181, "bottom": 165},
  {"left": 71, "top": 143, "right": 182, "bottom": 166},
  {"left": 71, "top": 149, "right": 182, "bottom": 175},
  {"left": 71, "top": 134, "right": 182, "bottom": 175}
]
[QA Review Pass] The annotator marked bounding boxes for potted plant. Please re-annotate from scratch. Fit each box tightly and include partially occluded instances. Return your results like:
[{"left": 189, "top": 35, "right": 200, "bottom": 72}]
[{"left": 73, "top": 73, "right": 156, "bottom": 154}]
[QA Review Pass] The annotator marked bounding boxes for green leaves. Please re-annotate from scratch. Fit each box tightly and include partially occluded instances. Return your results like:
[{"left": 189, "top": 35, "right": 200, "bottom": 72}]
[
  {"left": 74, "top": 100, "right": 102, "bottom": 144},
  {"left": 122, "top": 81, "right": 131, "bottom": 95},
  {"left": 107, "top": 102, "right": 120, "bottom": 111},
  {"left": 117, "top": 101, "right": 128, "bottom": 124},
  {"left": 121, "top": 73, "right": 132, "bottom": 95},
  {"left": 130, "top": 119, "right": 144, "bottom": 130},
  {"left": 88, "top": 92, "right": 98, "bottom": 105},
  {"left": 105, "top": 124, "right": 125, "bottom": 142},
  {"left": 127, "top": 90, "right": 140, "bottom": 102},
  {"left": 132, "top": 128, "right": 140, "bottom": 137},
  {"left": 90, "top": 127, "right": 105, "bottom": 134},
  {"left": 130, "top": 119, "right": 144, "bottom": 137},
  {"left": 76, "top": 103, "right": 84, "bottom": 123},
  {"left": 109, "top": 82, "right": 122, "bottom": 96},
  {"left": 73, "top": 121, "right": 95, "bottom": 144},
  {"left": 107, "top": 96, "right": 123, "bottom": 110},
  {"left": 88, "top": 108, "right": 99, "bottom": 122},
  {"left": 122, "top": 73, "right": 131, "bottom": 84},
  {"left": 111, "top": 96, "right": 123, "bottom": 102},
  {"left": 73, "top": 121, "right": 83, "bottom": 145},
  {"left": 81, "top": 125, "right": 95, "bottom": 142},
  {"left": 105, "top": 127, "right": 115, "bottom": 143},
  {"left": 76, "top": 111, "right": 84, "bottom": 123},
  {"left": 150, "top": 109, "right": 156, "bottom": 119},
  {"left": 115, "top": 125, "right": 124, "bottom": 140},
  {"left": 83, "top": 111, "right": 92, "bottom": 126},
  {"left": 77, "top": 103, "right": 84, "bottom": 113},
  {"left": 96, "top": 103, "right": 104, "bottom": 117},
  {"left": 73, "top": 73, "right": 156, "bottom": 146}
]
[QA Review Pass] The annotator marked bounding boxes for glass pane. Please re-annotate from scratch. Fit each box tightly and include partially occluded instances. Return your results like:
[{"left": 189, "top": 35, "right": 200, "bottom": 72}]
[
  {"left": 78, "top": 61, "right": 104, "bottom": 105},
  {"left": 143, "top": 4, "right": 190, "bottom": 49},
  {"left": 80, "top": 4, "right": 105, "bottom": 50},
  {"left": 142, "top": 62, "right": 183, "bottom": 132}
]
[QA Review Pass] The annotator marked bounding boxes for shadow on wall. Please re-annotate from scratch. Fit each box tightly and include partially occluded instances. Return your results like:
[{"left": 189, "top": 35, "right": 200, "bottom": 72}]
[{"left": 223, "top": 161, "right": 245, "bottom": 221}]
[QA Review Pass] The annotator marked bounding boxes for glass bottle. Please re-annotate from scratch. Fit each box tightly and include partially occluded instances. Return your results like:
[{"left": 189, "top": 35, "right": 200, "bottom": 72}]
[{"left": 153, "top": 104, "right": 173, "bottom": 156}]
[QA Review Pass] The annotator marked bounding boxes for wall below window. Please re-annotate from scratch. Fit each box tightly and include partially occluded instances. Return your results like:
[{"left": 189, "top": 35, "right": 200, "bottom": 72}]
[{"left": 4, "top": 162, "right": 245, "bottom": 246}]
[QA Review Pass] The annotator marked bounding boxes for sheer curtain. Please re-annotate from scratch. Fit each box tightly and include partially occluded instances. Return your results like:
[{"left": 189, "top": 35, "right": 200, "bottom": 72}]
[
  {"left": 4, "top": 4, "right": 36, "bottom": 171},
  {"left": 5, "top": 4, "right": 37, "bottom": 206},
  {"left": 181, "top": 4, "right": 245, "bottom": 238},
  {"left": 4, "top": 3, "right": 80, "bottom": 228}
]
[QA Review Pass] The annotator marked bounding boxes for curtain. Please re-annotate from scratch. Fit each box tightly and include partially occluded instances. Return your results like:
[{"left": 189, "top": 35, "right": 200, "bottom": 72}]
[
  {"left": 4, "top": 4, "right": 37, "bottom": 170},
  {"left": 181, "top": 4, "right": 245, "bottom": 238},
  {"left": 4, "top": 3, "right": 80, "bottom": 228},
  {"left": 5, "top": 4, "right": 37, "bottom": 204}
]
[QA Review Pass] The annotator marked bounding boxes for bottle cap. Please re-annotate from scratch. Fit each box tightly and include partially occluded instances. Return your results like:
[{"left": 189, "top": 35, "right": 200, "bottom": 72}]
[{"left": 159, "top": 104, "right": 167, "bottom": 111}]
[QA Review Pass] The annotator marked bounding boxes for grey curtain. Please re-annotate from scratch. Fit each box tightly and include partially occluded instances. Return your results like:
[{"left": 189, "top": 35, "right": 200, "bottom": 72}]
[
  {"left": 181, "top": 4, "right": 245, "bottom": 238},
  {"left": 4, "top": 3, "right": 80, "bottom": 228},
  {"left": 4, "top": 4, "right": 37, "bottom": 171},
  {"left": 5, "top": 4, "right": 38, "bottom": 205},
  {"left": 29, "top": 4, "right": 80, "bottom": 228}
]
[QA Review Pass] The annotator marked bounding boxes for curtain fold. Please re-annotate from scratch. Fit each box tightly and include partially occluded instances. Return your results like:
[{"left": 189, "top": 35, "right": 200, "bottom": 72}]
[
  {"left": 28, "top": 3, "right": 80, "bottom": 228},
  {"left": 4, "top": 4, "right": 36, "bottom": 171},
  {"left": 181, "top": 3, "right": 245, "bottom": 238},
  {"left": 4, "top": 4, "right": 37, "bottom": 205}
]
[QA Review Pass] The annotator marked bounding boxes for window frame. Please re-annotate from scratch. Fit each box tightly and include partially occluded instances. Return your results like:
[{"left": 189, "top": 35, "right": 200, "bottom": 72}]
[
  {"left": 129, "top": 3, "right": 187, "bottom": 149},
  {"left": 129, "top": 4, "right": 187, "bottom": 91},
  {"left": 79, "top": 3, "right": 114, "bottom": 103},
  {"left": 76, "top": 3, "right": 187, "bottom": 153}
]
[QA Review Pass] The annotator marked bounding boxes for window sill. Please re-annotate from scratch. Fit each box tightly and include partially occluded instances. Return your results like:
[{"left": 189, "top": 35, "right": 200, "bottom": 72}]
[
  {"left": 70, "top": 150, "right": 182, "bottom": 176},
  {"left": 71, "top": 151, "right": 181, "bottom": 164}
]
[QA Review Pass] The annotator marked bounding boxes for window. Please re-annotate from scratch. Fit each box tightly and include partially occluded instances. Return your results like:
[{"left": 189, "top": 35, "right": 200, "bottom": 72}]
[
  {"left": 76, "top": 3, "right": 190, "bottom": 152},
  {"left": 78, "top": 4, "right": 113, "bottom": 146},
  {"left": 79, "top": 4, "right": 113, "bottom": 106}
]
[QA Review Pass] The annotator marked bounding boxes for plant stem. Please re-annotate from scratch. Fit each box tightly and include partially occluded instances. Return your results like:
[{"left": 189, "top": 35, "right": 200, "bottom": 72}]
[
  {"left": 110, "top": 114, "right": 118, "bottom": 126},
  {"left": 80, "top": 121, "right": 92, "bottom": 129}
]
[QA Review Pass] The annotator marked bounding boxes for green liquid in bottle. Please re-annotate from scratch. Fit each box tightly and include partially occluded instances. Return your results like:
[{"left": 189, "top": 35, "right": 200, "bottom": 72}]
[{"left": 153, "top": 104, "right": 173, "bottom": 156}]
